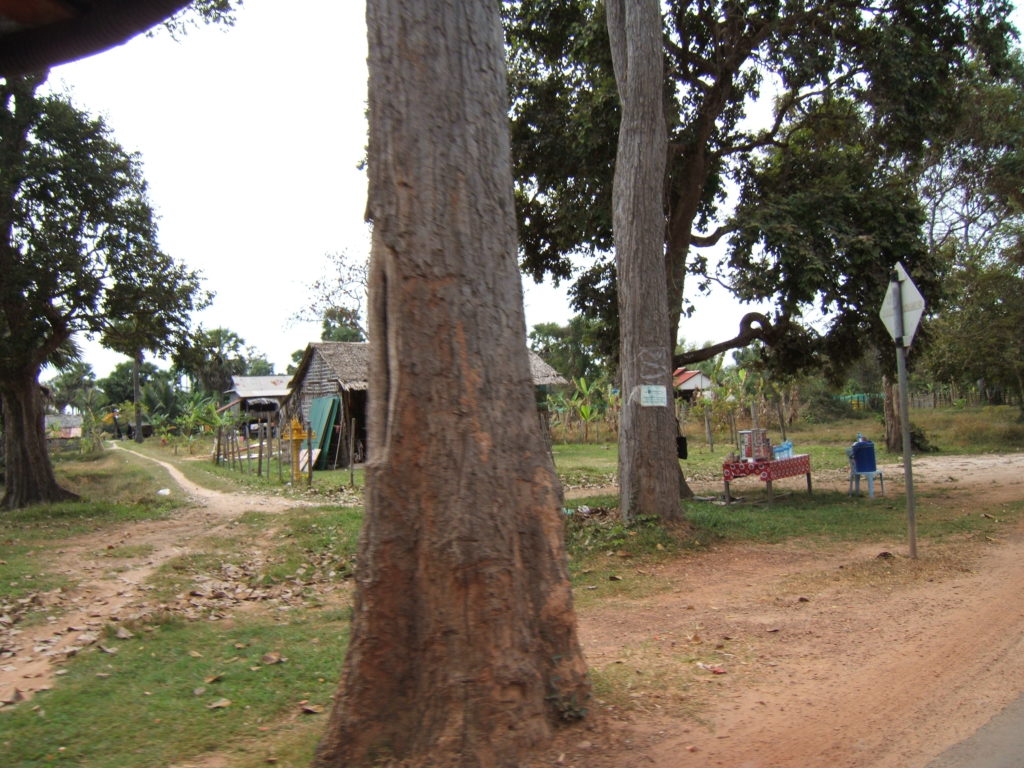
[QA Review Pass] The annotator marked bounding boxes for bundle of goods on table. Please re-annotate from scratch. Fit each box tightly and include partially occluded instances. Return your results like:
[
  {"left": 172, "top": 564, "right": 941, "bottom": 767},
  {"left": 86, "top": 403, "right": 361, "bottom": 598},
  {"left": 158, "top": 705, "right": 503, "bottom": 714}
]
[{"left": 722, "top": 430, "right": 812, "bottom": 502}]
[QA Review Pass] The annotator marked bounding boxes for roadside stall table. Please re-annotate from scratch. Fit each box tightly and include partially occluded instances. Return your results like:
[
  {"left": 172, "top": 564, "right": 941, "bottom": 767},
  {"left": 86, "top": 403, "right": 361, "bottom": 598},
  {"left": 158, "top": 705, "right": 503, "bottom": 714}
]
[{"left": 723, "top": 454, "right": 813, "bottom": 503}]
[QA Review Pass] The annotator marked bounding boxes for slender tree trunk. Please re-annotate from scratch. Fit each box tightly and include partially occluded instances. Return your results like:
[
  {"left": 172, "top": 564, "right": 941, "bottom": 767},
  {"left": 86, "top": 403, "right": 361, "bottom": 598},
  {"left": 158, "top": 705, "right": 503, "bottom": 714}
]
[
  {"left": 1, "top": 369, "right": 77, "bottom": 509},
  {"left": 133, "top": 349, "right": 144, "bottom": 443},
  {"left": 314, "top": 2, "right": 589, "bottom": 766},
  {"left": 607, "top": 0, "right": 682, "bottom": 521},
  {"left": 883, "top": 374, "right": 900, "bottom": 452}
]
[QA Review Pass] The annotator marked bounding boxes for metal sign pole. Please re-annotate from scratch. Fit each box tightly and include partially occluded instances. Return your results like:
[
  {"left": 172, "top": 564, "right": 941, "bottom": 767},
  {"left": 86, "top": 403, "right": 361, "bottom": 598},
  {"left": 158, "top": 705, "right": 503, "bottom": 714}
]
[{"left": 891, "top": 270, "right": 918, "bottom": 559}]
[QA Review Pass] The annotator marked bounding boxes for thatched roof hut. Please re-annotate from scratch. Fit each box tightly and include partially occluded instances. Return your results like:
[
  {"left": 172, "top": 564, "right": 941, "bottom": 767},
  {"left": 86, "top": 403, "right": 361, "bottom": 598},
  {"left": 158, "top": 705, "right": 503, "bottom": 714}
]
[{"left": 284, "top": 342, "right": 565, "bottom": 468}]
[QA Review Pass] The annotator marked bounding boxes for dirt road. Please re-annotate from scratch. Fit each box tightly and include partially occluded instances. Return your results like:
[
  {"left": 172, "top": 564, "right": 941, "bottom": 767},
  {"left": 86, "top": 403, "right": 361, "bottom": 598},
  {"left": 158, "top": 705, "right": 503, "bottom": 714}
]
[
  {"left": 3, "top": 450, "right": 1024, "bottom": 768},
  {"left": 549, "top": 453, "right": 1024, "bottom": 768}
]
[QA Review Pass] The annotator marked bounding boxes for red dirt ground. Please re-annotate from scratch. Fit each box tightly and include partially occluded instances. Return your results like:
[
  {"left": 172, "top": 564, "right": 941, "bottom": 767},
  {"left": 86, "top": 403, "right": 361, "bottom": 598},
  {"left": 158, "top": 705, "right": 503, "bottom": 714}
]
[{"left": 3, "top": 450, "right": 1024, "bottom": 768}]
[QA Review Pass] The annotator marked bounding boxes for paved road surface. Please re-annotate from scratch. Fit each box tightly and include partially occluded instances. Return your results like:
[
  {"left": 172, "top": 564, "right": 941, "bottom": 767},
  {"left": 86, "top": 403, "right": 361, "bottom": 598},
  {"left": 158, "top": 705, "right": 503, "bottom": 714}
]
[{"left": 927, "top": 693, "right": 1024, "bottom": 768}]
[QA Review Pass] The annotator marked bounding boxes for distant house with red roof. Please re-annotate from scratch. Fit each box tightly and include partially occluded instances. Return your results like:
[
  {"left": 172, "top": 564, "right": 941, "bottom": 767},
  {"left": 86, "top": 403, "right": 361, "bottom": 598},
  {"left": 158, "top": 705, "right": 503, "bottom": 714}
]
[{"left": 672, "top": 368, "right": 714, "bottom": 401}]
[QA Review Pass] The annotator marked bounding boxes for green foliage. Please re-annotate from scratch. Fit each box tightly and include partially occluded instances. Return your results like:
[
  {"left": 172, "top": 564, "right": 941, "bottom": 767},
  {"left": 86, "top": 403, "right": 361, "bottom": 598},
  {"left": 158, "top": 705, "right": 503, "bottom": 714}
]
[
  {"left": 98, "top": 360, "right": 161, "bottom": 405},
  {"left": 728, "top": 97, "right": 936, "bottom": 379},
  {"left": 0, "top": 76, "right": 207, "bottom": 505},
  {"left": 529, "top": 315, "right": 609, "bottom": 382},
  {"left": 801, "top": 381, "right": 859, "bottom": 424},
  {"left": 0, "top": 76, "right": 206, "bottom": 373},
  {"left": 504, "top": 0, "right": 1018, "bottom": 381},
  {"left": 321, "top": 306, "right": 366, "bottom": 343},
  {"left": 922, "top": 248, "right": 1024, "bottom": 407},
  {"left": 174, "top": 327, "right": 272, "bottom": 399},
  {"left": 44, "top": 362, "right": 96, "bottom": 413}
]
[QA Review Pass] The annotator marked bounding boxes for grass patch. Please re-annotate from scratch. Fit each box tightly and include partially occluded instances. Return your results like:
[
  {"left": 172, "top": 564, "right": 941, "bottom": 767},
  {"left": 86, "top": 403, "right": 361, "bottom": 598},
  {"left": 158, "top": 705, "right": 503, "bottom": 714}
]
[
  {"left": 149, "top": 506, "right": 364, "bottom": 602},
  {"left": 123, "top": 439, "right": 366, "bottom": 499},
  {"left": 551, "top": 443, "right": 618, "bottom": 488},
  {"left": 95, "top": 544, "right": 156, "bottom": 560},
  {"left": 1, "top": 450, "right": 181, "bottom": 605},
  {"left": 684, "top": 492, "right": 903, "bottom": 543},
  {"left": 238, "top": 506, "right": 363, "bottom": 586},
  {"left": 911, "top": 406, "right": 1024, "bottom": 453},
  {"left": 561, "top": 500, "right": 687, "bottom": 606},
  {"left": 151, "top": 549, "right": 232, "bottom": 600},
  {"left": 0, "top": 544, "right": 67, "bottom": 602},
  {"left": 589, "top": 633, "right": 745, "bottom": 717},
  {"left": 0, "top": 610, "right": 348, "bottom": 768}
]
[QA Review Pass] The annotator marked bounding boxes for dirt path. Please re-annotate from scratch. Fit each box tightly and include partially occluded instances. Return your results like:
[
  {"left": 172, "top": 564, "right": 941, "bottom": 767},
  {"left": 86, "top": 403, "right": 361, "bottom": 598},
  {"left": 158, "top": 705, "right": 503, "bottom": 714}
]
[
  {"left": 3, "top": 450, "right": 1024, "bottom": 768},
  {"left": 0, "top": 445, "right": 310, "bottom": 705}
]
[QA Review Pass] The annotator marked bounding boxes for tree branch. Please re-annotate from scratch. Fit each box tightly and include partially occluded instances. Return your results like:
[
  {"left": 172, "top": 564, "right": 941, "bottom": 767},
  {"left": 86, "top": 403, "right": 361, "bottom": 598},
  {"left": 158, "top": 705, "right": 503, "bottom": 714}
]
[
  {"left": 673, "top": 312, "right": 783, "bottom": 367},
  {"left": 689, "top": 225, "right": 733, "bottom": 248}
]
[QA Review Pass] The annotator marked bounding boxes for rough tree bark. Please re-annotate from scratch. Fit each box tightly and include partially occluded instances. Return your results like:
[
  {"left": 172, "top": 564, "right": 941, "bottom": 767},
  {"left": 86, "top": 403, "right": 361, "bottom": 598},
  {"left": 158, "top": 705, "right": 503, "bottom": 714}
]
[
  {"left": 607, "top": 0, "right": 684, "bottom": 521},
  {"left": 883, "top": 374, "right": 901, "bottom": 453},
  {"left": 1, "top": 370, "right": 78, "bottom": 509},
  {"left": 313, "top": 2, "right": 589, "bottom": 766}
]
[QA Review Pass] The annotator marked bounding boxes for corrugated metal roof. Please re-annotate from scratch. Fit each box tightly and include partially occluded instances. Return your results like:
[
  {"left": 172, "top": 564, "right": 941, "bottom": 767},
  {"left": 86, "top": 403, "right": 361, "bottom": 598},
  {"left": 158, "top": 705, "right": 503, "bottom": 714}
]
[{"left": 229, "top": 376, "right": 292, "bottom": 399}]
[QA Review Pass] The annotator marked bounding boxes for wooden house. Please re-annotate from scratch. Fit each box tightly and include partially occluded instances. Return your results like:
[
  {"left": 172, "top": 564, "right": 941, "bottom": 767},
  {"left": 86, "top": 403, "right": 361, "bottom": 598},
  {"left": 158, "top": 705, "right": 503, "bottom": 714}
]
[{"left": 285, "top": 341, "right": 565, "bottom": 469}]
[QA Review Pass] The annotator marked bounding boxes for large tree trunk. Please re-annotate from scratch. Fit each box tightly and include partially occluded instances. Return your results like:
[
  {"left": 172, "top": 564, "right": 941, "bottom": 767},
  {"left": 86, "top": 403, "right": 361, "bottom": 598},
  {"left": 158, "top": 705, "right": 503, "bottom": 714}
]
[
  {"left": 607, "top": 0, "right": 683, "bottom": 521},
  {"left": 314, "top": 2, "right": 589, "bottom": 767},
  {"left": 1, "top": 369, "right": 77, "bottom": 509}
]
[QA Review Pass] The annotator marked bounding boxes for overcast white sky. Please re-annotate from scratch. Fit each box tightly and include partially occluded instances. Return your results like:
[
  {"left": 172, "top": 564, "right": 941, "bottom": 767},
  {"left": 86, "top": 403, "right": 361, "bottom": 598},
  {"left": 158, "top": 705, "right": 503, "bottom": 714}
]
[{"left": 47, "top": 0, "right": 1018, "bottom": 379}]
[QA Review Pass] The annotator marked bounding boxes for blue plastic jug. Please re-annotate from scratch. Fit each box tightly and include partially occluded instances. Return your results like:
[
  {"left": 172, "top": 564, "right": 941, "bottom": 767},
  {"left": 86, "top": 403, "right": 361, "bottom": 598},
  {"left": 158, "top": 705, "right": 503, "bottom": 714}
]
[{"left": 851, "top": 440, "right": 876, "bottom": 473}]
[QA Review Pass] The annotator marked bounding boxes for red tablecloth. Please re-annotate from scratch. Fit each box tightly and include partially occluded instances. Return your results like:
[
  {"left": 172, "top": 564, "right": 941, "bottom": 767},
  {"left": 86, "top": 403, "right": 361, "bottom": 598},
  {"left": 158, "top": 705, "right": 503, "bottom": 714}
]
[{"left": 723, "top": 454, "right": 811, "bottom": 482}]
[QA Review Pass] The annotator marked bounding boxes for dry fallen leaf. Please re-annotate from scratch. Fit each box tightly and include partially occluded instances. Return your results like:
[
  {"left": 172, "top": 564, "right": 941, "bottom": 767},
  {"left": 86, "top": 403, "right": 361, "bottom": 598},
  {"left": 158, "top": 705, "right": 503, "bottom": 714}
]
[
  {"left": 204, "top": 674, "right": 223, "bottom": 684},
  {"left": 188, "top": 650, "right": 203, "bottom": 658},
  {"left": 207, "top": 698, "right": 232, "bottom": 709},
  {"left": 115, "top": 627, "right": 135, "bottom": 640},
  {"left": 261, "top": 651, "right": 285, "bottom": 665}
]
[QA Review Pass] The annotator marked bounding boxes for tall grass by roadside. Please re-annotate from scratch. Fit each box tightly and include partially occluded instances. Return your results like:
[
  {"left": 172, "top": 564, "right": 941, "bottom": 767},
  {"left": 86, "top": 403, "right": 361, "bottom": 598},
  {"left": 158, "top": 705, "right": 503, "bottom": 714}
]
[{"left": 0, "top": 611, "right": 348, "bottom": 768}]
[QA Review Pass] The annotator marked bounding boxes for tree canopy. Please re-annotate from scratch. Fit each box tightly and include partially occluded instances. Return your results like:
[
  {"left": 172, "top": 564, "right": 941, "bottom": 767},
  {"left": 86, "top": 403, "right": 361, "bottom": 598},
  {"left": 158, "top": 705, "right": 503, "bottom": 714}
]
[
  {"left": 0, "top": 74, "right": 207, "bottom": 507},
  {"left": 504, "top": 0, "right": 1019, "bottom": 379},
  {"left": 173, "top": 326, "right": 272, "bottom": 400},
  {"left": 528, "top": 316, "right": 607, "bottom": 382}
]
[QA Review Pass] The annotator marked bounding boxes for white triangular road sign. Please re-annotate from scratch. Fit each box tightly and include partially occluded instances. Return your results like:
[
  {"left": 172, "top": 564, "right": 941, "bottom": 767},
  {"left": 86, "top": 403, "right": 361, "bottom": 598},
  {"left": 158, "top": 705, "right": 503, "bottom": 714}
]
[{"left": 879, "top": 262, "right": 925, "bottom": 346}]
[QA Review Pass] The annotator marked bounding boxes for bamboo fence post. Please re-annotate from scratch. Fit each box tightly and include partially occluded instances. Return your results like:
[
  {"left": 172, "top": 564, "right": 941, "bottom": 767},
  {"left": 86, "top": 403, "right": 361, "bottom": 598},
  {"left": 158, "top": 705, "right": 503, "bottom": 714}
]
[
  {"left": 257, "top": 421, "right": 265, "bottom": 477},
  {"left": 348, "top": 417, "right": 357, "bottom": 488}
]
